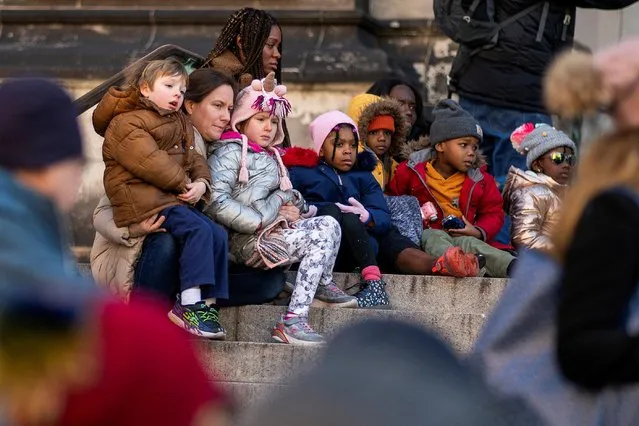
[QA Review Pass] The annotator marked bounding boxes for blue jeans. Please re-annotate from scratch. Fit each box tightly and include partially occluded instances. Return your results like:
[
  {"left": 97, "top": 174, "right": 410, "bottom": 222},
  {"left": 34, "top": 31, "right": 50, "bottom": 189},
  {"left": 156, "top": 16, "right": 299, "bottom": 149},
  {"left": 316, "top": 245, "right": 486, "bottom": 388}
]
[
  {"left": 459, "top": 97, "right": 552, "bottom": 185},
  {"left": 459, "top": 98, "right": 551, "bottom": 246},
  {"left": 133, "top": 232, "right": 180, "bottom": 302},
  {"left": 133, "top": 232, "right": 285, "bottom": 306}
]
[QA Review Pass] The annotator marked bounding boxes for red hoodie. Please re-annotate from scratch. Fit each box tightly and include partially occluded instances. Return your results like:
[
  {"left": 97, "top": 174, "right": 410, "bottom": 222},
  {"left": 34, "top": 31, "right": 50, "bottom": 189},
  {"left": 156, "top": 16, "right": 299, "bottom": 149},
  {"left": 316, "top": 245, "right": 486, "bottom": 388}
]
[{"left": 388, "top": 148, "right": 509, "bottom": 250}]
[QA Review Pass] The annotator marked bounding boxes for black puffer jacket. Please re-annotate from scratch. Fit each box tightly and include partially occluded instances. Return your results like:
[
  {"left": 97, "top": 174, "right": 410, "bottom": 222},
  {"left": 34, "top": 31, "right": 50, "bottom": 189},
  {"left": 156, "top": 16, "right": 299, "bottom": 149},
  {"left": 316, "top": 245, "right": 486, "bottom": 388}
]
[{"left": 451, "top": 0, "right": 637, "bottom": 113}]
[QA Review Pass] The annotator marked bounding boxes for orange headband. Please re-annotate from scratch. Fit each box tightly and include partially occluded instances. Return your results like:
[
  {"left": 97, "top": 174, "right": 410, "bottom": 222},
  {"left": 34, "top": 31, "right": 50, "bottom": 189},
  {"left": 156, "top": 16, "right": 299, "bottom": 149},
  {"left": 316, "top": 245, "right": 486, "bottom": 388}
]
[{"left": 368, "top": 115, "right": 395, "bottom": 133}]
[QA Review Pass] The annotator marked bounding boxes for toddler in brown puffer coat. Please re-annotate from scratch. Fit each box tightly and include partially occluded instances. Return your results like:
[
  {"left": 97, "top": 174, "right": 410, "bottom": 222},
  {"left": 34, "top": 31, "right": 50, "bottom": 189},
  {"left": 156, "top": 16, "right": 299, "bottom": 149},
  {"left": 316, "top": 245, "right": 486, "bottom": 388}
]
[{"left": 95, "top": 59, "right": 229, "bottom": 339}]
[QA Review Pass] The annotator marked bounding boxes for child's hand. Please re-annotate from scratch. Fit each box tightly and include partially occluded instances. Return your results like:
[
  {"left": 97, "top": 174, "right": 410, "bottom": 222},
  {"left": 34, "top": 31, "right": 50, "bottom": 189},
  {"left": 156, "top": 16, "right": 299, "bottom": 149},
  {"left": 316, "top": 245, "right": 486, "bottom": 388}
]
[
  {"left": 335, "top": 197, "right": 370, "bottom": 223},
  {"left": 447, "top": 216, "right": 482, "bottom": 239},
  {"left": 178, "top": 181, "right": 206, "bottom": 205},
  {"left": 279, "top": 204, "right": 300, "bottom": 223},
  {"left": 129, "top": 214, "right": 166, "bottom": 238}
]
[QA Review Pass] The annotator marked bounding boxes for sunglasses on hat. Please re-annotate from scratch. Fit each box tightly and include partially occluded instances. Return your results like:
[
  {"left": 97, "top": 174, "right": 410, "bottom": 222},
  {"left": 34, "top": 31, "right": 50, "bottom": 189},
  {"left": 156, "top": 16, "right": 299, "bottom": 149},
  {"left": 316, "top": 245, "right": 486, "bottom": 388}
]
[{"left": 548, "top": 151, "right": 576, "bottom": 166}]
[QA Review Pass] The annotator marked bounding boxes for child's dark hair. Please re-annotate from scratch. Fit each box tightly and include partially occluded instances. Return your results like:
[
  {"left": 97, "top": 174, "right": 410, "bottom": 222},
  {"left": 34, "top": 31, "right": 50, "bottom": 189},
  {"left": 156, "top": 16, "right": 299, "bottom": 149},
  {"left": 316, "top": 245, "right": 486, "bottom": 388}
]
[
  {"left": 184, "top": 68, "right": 238, "bottom": 106},
  {"left": 328, "top": 123, "right": 359, "bottom": 161},
  {"left": 205, "top": 8, "right": 282, "bottom": 82},
  {"left": 125, "top": 58, "right": 188, "bottom": 90}
]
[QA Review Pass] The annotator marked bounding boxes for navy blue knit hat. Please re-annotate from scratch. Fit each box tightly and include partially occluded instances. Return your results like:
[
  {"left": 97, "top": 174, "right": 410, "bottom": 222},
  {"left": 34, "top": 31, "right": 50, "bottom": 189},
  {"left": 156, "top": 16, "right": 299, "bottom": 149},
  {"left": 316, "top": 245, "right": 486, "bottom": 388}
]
[
  {"left": 0, "top": 79, "right": 83, "bottom": 170},
  {"left": 429, "top": 99, "right": 483, "bottom": 146}
]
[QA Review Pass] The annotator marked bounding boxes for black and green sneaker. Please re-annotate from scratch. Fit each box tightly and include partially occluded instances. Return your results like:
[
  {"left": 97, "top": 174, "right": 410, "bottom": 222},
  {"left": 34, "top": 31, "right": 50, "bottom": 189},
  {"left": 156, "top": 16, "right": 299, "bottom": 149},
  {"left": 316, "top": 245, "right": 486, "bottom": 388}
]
[{"left": 168, "top": 300, "right": 226, "bottom": 340}]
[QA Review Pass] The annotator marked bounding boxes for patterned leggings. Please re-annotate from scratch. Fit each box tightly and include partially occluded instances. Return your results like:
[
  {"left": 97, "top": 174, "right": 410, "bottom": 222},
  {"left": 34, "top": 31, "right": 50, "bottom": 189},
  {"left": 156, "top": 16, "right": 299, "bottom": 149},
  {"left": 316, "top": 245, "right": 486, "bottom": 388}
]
[{"left": 280, "top": 216, "right": 341, "bottom": 316}]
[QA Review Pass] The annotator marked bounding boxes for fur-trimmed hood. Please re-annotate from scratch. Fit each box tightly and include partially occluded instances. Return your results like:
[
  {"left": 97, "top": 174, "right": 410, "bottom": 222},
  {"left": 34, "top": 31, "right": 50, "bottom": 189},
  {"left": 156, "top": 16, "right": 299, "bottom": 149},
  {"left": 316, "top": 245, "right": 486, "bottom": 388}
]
[
  {"left": 358, "top": 98, "right": 408, "bottom": 159},
  {"left": 283, "top": 146, "right": 378, "bottom": 172},
  {"left": 397, "top": 135, "right": 431, "bottom": 162},
  {"left": 406, "top": 146, "right": 487, "bottom": 182}
]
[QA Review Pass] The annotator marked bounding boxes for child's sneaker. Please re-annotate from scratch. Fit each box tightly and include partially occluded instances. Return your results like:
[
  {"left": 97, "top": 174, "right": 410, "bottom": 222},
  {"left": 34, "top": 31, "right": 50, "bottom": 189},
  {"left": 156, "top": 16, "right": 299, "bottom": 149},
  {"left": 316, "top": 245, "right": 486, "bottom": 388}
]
[
  {"left": 314, "top": 282, "right": 358, "bottom": 307},
  {"left": 354, "top": 279, "right": 390, "bottom": 308},
  {"left": 432, "top": 246, "right": 480, "bottom": 278},
  {"left": 272, "top": 315, "right": 324, "bottom": 345},
  {"left": 168, "top": 300, "right": 226, "bottom": 340},
  {"left": 284, "top": 281, "right": 358, "bottom": 308}
]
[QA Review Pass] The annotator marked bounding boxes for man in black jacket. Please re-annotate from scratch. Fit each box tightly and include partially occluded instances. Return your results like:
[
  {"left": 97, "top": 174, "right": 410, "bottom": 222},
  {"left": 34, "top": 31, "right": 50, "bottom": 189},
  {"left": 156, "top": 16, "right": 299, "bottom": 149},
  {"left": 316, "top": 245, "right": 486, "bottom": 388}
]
[{"left": 450, "top": 0, "right": 637, "bottom": 187}]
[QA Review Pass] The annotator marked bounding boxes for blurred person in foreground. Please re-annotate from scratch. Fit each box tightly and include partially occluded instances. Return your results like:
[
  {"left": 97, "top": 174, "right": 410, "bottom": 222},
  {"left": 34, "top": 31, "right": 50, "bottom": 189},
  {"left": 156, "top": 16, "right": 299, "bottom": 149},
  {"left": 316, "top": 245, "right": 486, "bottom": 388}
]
[
  {"left": 242, "top": 319, "right": 523, "bottom": 426},
  {"left": 0, "top": 78, "right": 229, "bottom": 426}
]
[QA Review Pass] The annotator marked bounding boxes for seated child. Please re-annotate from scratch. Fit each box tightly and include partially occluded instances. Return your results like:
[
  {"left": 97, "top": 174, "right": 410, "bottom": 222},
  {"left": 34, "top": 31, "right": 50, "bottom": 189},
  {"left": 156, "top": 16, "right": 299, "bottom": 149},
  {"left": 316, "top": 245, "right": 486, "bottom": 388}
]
[
  {"left": 388, "top": 99, "right": 516, "bottom": 278},
  {"left": 206, "top": 73, "right": 355, "bottom": 345},
  {"left": 503, "top": 123, "right": 576, "bottom": 251},
  {"left": 347, "top": 94, "right": 408, "bottom": 188},
  {"left": 95, "top": 59, "right": 229, "bottom": 339},
  {"left": 349, "top": 94, "right": 424, "bottom": 246},
  {"left": 285, "top": 111, "right": 480, "bottom": 306}
]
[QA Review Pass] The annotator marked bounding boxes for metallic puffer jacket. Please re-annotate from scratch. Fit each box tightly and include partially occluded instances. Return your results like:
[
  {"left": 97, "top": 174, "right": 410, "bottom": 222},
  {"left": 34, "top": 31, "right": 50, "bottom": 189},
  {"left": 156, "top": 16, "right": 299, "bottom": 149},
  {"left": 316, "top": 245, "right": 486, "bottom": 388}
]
[
  {"left": 503, "top": 166, "right": 566, "bottom": 251},
  {"left": 205, "top": 137, "right": 303, "bottom": 263}
]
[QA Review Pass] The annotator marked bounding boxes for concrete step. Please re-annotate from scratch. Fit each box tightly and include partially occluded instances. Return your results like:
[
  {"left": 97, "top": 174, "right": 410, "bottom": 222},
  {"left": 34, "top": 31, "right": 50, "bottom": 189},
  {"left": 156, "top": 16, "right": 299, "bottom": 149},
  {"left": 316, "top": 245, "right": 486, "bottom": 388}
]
[
  {"left": 220, "top": 382, "right": 285, "bottom": 424},
  {"left": 78, "top": 262, "right": 506, "bottom": 316},
  {"left": 288, "top": 272, "right": 507, "bottom": 315},
  {"left": 198, "top": 341, "right": 321, "bottom": 385},
  {"left": 219, "top": 304, "right": 484, "bottom": 353}
]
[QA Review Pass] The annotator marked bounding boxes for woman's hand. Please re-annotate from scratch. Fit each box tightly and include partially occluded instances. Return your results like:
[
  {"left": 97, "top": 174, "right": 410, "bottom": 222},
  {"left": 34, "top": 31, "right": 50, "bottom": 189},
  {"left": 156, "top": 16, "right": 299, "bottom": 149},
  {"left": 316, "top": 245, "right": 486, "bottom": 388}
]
[
  {"left": 447, "top": 216, "right": 482, "bottom": 239},
  {"left": 178, "top": 181, "right": 207, "bottom": 205},
  {"left": 279, "top": 203, "right": 301, "bottom": 223},
  {"left": 128, "top": 214, "right": 166, "bottom": 238}
]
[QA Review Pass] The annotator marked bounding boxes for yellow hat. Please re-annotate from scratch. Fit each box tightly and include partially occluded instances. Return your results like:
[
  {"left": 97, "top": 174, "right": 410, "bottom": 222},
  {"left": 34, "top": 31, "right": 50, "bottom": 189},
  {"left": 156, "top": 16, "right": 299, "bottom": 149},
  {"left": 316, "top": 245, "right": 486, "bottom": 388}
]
[{"left": 347, "top": 93, "right": 381, "bottom": 125}]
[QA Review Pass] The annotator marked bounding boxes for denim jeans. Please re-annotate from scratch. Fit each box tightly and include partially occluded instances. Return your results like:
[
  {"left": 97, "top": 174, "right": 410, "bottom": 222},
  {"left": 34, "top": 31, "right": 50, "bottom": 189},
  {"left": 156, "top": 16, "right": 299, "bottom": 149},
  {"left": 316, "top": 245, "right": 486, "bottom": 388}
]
[
  {"left": 459, "top": 98, "right": 551, "bottom": 247},
  {"left": 133, "top": 232, "right": 180, "bottom": 303},
  {"left": 132, "top": 232, "right": 285, "bottom": 306},
  {"left": 459, "top": 97, "right": 552, "bottom": 184}
]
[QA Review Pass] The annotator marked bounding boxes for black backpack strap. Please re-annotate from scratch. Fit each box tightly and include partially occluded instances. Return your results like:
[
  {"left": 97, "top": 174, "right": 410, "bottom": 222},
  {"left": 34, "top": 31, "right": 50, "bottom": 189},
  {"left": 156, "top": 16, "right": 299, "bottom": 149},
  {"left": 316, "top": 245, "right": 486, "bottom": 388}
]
[
  {"left": 449, "top": 1, "right": 547, "bottom": 96},
  {"left": 494, "top": 1, "right": 545, "bottom": 35},
  {"left": 535, "top": 2, "right": 550, "bottom": 42}
]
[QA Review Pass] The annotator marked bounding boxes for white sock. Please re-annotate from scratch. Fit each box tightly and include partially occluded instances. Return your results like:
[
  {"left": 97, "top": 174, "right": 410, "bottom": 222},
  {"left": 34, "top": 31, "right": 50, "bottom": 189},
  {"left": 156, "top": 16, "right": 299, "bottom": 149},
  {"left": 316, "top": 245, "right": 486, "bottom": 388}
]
[
  {"left": 204, "top": 298, "right": 216, "bottom": 306},
  {"left": 181, "top": 287, "right": 202, "bottom": 305}
]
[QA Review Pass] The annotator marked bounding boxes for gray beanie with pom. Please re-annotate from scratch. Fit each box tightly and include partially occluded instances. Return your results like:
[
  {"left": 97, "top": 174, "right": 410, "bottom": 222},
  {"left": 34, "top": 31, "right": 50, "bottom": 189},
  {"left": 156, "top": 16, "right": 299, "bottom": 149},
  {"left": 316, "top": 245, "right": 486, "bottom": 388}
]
[{"left": 510, "top": 123, "right": 576, "bottom": 169}]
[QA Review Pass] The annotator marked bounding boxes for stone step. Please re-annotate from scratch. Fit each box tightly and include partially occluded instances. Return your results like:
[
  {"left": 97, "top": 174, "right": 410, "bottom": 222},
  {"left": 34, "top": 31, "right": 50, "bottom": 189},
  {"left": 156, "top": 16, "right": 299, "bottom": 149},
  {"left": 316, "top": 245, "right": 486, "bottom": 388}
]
[
  {"left": 198, "top": 341, "right": 321, "bottom": 385},
  {"left": 219, "top": 304, "right": 484, "bottom": 353},
  {"left": 288, "top": 272, "right": 506, "bottom": 315},
  {"left": 78, "top": 262, "right": 506, "bottom": 316},
  {"left": 220, "top": 382, "right": 284, "bottom": 424}
]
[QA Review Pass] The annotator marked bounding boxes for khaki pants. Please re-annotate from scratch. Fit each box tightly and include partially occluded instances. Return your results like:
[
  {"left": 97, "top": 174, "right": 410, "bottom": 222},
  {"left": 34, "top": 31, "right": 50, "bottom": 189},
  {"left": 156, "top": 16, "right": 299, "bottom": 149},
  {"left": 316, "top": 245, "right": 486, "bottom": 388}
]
[{"left": 422, "top": 229, "right": 514, "bottom": 278}]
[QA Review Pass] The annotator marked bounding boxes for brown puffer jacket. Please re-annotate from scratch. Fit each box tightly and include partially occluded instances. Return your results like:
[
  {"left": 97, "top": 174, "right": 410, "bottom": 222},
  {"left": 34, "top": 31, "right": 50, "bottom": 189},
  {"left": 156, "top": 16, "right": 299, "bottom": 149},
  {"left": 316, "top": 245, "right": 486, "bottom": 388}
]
[{"left": 94, "top": 86, "right": 211, "bottom": 227}]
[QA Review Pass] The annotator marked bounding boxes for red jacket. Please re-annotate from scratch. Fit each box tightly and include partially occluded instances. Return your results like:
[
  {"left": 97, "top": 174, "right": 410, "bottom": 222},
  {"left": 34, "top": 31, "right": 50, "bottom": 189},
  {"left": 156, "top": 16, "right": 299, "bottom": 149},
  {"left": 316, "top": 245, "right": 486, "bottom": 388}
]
[{"left": 388, "top": 148, "right": 508, "bottom": 249}]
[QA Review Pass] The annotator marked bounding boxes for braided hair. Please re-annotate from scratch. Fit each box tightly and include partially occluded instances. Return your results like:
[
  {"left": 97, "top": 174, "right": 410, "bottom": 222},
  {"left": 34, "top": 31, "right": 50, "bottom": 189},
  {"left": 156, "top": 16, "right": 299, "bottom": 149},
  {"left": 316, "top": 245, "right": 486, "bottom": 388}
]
[
  {"left": 329, "top": 124, "right": 359, "bottom": 162},
  {"left": 205, "top": 8, "right": 282, "bottom": 83}
]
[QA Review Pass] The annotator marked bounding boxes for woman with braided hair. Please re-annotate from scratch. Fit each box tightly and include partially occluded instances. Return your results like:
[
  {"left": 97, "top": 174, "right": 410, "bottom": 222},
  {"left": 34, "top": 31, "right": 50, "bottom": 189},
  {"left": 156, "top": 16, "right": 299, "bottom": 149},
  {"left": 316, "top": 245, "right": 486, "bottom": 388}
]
[{"left": 204, "top": 7, "right": 282, "bottom": 89}]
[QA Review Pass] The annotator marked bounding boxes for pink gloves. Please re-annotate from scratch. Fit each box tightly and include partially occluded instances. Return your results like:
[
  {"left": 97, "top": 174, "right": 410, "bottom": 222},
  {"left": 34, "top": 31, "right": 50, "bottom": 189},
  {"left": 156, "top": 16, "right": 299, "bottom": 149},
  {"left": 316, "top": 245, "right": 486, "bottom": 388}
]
[{"left": 336, "top": 197, "right": 370, "bottom": 223}]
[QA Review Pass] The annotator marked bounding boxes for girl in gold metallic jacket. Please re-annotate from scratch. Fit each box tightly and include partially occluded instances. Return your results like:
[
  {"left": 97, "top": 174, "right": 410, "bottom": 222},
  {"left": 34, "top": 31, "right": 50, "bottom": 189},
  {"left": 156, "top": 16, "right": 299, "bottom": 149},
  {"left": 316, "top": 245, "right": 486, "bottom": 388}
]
[{"left": 503, "top": 123, "right": 577, "bottom": 251}]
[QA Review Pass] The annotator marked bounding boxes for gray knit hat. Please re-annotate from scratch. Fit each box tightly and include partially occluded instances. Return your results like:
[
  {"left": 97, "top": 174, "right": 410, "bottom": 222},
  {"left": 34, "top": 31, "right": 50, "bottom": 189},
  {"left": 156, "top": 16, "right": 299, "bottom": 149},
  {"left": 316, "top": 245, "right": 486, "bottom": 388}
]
[
  {"left": 510, "top": 123, "right": 577, "bottom": 169},
  {"left": 429, "top": 99, "right": 483, "bottom": 145}
]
